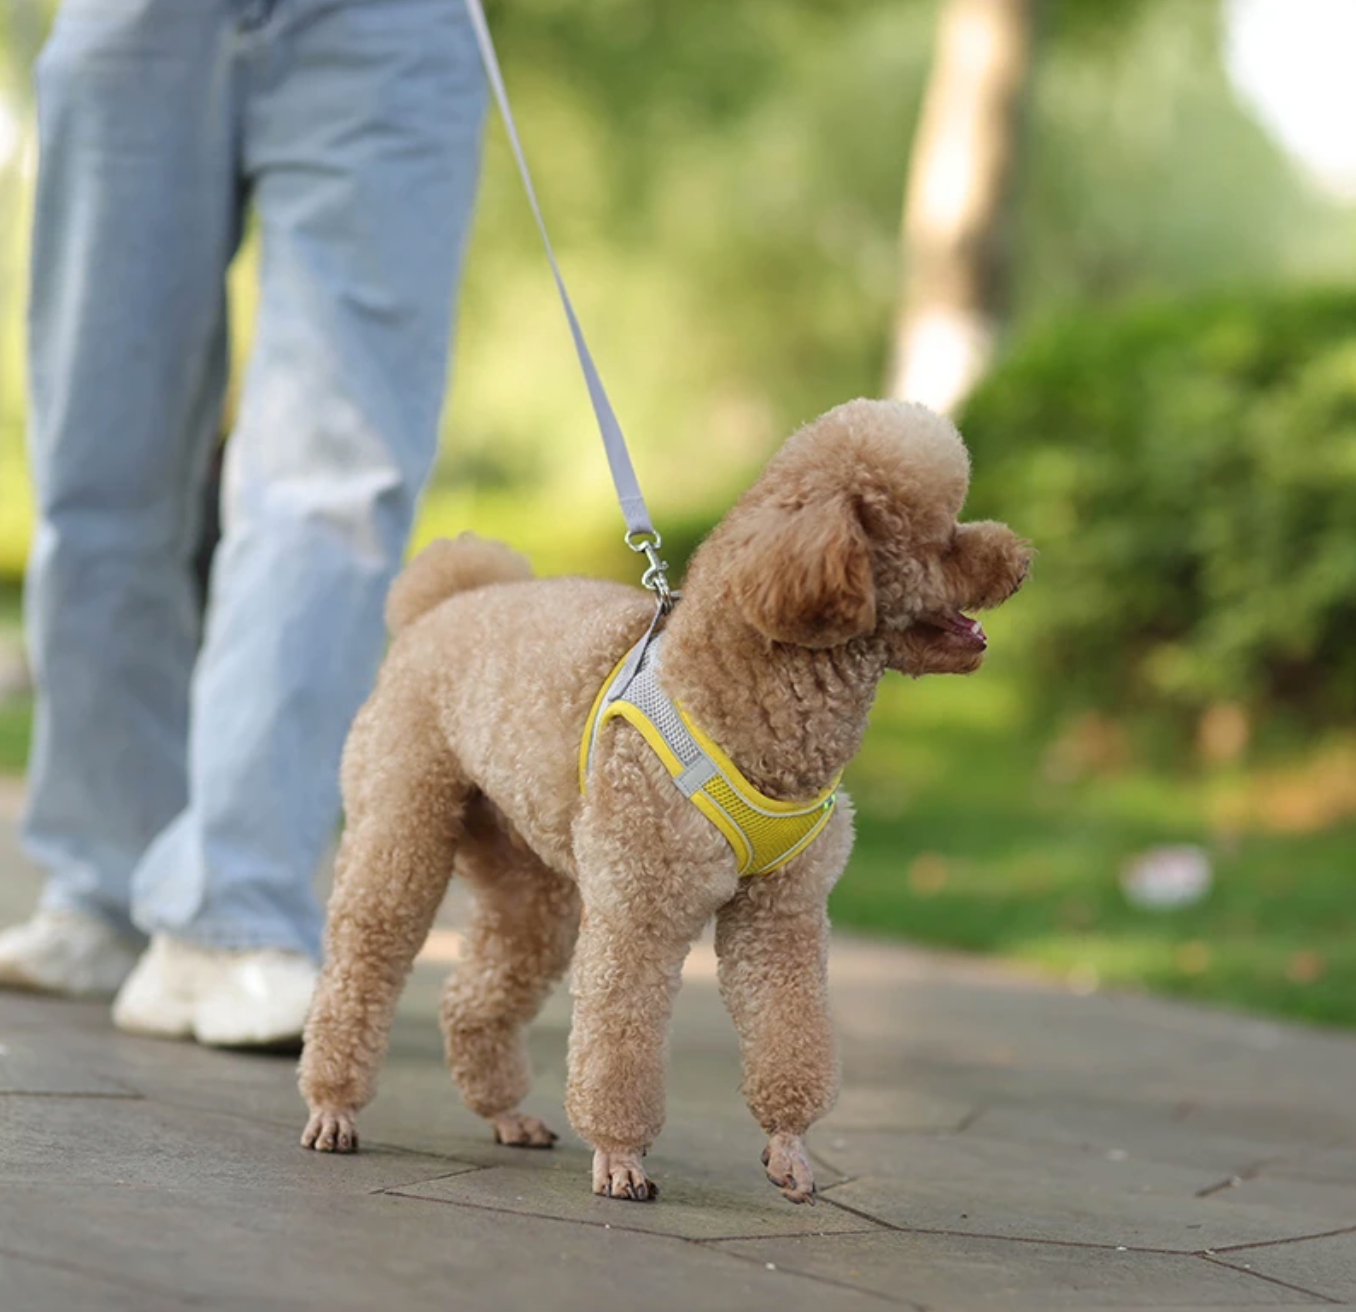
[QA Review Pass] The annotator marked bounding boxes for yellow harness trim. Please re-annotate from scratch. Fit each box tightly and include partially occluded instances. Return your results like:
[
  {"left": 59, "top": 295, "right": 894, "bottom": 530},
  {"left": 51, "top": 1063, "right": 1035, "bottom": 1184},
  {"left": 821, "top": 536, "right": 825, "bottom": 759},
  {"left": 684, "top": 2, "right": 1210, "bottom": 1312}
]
[{"left": 579, "top": 638, "right": 840, "bottom": 877}]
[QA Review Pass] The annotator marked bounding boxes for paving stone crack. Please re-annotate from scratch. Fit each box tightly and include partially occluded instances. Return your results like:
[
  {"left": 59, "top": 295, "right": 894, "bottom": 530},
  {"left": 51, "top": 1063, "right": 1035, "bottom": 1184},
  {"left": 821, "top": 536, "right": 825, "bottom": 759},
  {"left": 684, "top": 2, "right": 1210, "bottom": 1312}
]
[
  {"left": 383, "top": 1184, "right": 883, "bottom": 1244},
  {"left": 1206, "top": 1223, "right": 1356, "bottom": 1254},
  {"left": 370, "top": 1164, "right": 493, "bottom": 1195},
  {"left": 1199, "top": 1254, "right": 1343, "bottom": 1304},
  {"left": 700, "top": 1228, "right": 890, "bottom": 1244},
  {"left": 140, "top": 1093, "right": 490, "bottom": 1168},
  {"left": 379, "top": 1186, "right": 916, "bottom": 1301},
  {"left": 816, "top": 1192, "right": 1203, "bottom": 1256}
]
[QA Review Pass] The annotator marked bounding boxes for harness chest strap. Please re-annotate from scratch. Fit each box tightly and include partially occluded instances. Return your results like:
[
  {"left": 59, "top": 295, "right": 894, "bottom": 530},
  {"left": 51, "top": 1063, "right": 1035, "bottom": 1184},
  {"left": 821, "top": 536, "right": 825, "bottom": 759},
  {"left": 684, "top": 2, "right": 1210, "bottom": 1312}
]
[{"left": 579, "top": 636, "right": 841, "bottom": 878}]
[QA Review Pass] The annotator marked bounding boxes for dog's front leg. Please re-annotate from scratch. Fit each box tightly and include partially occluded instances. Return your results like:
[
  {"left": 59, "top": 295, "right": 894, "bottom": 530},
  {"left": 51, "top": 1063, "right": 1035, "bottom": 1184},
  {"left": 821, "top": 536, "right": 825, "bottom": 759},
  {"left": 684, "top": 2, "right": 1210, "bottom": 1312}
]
[
  {"left": 567, "top": 746, "right": 736, "bottom": 1200},
  {"left": 713, "top": 810, "right": 851, "bottom": 1203},
  {"left": 566, "top": 900, "right": 696, "bottom": 1200}
]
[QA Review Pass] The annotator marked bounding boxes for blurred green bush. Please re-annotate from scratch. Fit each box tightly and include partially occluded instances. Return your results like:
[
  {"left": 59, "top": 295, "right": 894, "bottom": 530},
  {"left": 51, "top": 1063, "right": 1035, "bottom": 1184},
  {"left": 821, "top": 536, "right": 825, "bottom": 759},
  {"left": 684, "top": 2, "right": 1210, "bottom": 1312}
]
[{"left": 962, "top": 288, "right": 1356, "bottom": 726}]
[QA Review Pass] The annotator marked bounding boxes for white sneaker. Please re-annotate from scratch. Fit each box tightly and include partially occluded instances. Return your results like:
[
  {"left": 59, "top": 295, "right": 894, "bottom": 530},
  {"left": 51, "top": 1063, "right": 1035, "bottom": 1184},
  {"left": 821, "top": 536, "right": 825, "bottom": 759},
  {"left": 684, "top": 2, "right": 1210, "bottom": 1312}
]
[
  {"left": 113, "top": 935, "right": 317, "bottom": 1049},
  {"left": 111, "top": 935, "right": 198, "bottom": 1039},
  {"left": 0, "top": 908, "right": 142, "bottom": 997}
]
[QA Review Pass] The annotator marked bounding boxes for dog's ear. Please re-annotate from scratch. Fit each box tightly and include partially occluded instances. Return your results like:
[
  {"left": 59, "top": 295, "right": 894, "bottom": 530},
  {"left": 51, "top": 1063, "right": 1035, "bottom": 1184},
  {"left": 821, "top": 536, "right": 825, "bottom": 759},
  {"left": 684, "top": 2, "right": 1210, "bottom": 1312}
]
[{"left": 726, "top": 496, "right": 876, "bottom": 647}]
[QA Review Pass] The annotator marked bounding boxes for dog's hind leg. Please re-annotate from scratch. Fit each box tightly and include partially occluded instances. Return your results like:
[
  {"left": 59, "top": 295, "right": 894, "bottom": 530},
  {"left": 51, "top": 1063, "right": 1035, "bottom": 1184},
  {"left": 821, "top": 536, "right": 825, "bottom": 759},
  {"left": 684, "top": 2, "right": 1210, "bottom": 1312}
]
[
  {"left": 299, "top": 685, "right": 467, "bottom": 1153},
  {"left": 440, "top": 803, "right": 580, "bottom": 1148}
]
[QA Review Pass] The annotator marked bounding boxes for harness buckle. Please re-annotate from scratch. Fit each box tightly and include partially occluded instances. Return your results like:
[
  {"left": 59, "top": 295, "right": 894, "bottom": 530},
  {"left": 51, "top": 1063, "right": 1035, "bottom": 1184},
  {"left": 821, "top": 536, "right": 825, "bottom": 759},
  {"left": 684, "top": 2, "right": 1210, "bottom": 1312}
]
[{"left": 625, "top": 530, "right": 678, "bottom": 613}]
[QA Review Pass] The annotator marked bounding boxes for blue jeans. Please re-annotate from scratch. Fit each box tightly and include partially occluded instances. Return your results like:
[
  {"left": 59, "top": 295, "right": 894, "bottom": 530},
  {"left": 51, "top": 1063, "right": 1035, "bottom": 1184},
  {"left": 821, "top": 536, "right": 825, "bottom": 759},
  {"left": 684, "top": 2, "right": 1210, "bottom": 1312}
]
[{"left": 22, "top": 0, "right": 485, "bottom": 958}]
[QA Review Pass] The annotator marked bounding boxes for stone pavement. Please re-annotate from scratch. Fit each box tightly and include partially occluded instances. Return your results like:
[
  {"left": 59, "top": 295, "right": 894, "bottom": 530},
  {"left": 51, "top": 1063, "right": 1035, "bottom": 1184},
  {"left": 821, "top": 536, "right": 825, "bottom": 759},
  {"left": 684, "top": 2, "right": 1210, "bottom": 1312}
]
[{"left": 2, "top": 784, "right": 1355, "bottom": 1310}]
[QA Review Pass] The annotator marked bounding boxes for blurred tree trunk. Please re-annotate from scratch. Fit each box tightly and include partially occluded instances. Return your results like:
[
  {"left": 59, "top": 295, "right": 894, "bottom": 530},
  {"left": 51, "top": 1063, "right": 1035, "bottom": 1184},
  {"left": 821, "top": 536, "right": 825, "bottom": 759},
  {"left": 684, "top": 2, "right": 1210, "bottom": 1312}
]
[{"left": 888, "top": 0, "right": 1038, "bottom": 414}]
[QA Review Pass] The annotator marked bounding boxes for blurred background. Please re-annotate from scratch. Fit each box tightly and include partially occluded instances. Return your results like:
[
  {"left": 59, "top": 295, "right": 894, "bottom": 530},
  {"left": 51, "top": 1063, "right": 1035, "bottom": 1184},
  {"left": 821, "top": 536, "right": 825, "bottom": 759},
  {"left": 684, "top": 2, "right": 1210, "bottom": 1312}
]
[{"left": 1, "top": 0, "right": 1353, "bottom": 1024}]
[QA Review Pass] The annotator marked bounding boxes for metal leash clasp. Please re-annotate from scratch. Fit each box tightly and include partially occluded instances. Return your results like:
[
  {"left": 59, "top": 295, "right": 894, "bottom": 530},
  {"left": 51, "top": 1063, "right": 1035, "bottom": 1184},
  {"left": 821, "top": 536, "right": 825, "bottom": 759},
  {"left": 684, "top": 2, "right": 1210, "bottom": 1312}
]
[{"left": 625, "top": 530, "right": 678, "bottom": 614}]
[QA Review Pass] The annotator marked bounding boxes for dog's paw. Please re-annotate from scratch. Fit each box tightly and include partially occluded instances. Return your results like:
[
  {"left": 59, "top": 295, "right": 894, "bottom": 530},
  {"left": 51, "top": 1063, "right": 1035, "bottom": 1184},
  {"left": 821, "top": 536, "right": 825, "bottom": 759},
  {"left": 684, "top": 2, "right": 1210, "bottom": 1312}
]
[
  {"left": 762, "top": 1132, "right": 817, "bottom": 1205},
  {"left": 301, "top": 1107, "right": 359, "bottom": 1153},
  {"left": 492, "top": 1111, "right": 558, "bottom": 1149},
  {"left": 592, "top": 1149, "right": 658, "bottom": 1201}
]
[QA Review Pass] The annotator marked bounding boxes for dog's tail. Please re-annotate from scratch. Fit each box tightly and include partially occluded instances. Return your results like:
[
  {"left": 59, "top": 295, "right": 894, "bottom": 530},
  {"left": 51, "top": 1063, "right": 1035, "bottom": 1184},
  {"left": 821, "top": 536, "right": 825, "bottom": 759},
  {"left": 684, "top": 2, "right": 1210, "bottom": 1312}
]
[{"left": 385, "top": 534, "right": 534, "bottom": 634}]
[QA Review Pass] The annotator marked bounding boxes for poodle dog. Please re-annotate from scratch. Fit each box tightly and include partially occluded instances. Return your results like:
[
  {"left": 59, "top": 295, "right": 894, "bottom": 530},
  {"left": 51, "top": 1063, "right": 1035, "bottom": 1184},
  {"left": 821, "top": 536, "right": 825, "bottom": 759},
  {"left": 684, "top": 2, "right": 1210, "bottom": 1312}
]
[{"left": 298, "top": 398, "right": 1030, "bottom": 1203}]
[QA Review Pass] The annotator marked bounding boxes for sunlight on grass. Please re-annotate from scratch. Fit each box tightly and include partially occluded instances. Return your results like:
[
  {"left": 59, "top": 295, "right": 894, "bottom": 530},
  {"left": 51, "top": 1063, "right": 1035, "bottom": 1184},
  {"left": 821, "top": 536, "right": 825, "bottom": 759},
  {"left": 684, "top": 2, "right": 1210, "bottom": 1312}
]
[{"left": 837, "top": 662, "right": 1356, "bottom": 1030}]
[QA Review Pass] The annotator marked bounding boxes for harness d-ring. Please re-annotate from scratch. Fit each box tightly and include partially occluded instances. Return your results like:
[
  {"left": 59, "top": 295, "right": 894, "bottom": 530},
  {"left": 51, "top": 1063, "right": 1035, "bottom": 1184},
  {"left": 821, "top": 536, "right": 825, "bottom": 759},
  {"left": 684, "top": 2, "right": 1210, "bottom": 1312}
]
[{"left": 625, "top": 530, "right": 677, "bottom": 614}]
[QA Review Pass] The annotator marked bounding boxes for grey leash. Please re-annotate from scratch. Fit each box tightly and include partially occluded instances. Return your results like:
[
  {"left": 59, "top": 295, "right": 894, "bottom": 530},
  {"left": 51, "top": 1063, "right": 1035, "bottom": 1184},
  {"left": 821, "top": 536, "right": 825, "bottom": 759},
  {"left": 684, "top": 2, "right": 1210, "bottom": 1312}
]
[{"left": 462, "top": 0, "right": 675, "bottom": 613}]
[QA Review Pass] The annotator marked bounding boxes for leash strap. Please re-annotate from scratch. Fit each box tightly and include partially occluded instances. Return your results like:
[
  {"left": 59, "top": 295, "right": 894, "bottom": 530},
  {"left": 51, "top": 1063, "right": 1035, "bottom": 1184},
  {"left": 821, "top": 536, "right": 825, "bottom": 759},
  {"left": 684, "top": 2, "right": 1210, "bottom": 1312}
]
[{"left": 462, "top": 0, "right": 656, "bottom": 544}]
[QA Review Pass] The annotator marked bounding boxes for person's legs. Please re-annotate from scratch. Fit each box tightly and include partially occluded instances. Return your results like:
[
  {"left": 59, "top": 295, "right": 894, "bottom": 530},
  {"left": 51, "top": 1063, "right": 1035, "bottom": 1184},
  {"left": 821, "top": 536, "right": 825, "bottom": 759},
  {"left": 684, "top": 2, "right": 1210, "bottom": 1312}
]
[
  {"left": 126, "top": 0, "right": 485, "bottom": 970},
  {"left": 0, "top": 0, "right": 242, "bottom": 994}
]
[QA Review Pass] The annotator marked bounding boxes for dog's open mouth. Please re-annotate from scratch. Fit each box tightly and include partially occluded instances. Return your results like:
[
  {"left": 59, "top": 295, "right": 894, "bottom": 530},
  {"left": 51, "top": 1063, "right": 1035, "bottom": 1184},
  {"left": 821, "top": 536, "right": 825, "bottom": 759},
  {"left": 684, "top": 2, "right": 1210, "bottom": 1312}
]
[{"left": 915, "top": 610, "right": 987, "bottom": 651}]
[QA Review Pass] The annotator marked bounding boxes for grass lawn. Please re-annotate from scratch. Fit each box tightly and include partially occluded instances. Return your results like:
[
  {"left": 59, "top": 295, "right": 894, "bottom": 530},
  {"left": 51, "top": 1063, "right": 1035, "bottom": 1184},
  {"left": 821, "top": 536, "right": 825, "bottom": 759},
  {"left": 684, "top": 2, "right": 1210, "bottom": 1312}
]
[
  {"left": 0, "top": 700, "right": 28, "bottom": 777},
  {"left": 0, "top": 580, "right": 19, "bottom": 630},
  {"left": 0, "top": 580, "right": 27, "bottom": 775},
  {"left": 0, "top": 585, "right": 1351, "bottom": 1030},
  {"left": 838, "top": 655, "right": 1356, "bottom": 1030}
]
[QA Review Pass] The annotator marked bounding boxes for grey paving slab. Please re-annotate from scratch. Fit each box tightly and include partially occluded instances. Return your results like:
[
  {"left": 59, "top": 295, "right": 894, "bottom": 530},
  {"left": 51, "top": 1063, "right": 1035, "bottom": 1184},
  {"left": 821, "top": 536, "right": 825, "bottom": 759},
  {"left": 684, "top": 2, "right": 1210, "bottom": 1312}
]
[
  {"left": 961, "top": 1095, "right": 1298, "bottom": 1178},
  {"left": 1265, "top": 1149, "right": 1356, "bottom": 1187},
  {"left": 1212, "top": 1231, "right": 1356, "bottom": 1304},
  {"left": 818, "top": 1127, "right": 1343, "bottom": 1252},
  {"left": 0, "top": 1033, "right": 138, "bottom": 1096},
  {"left": 0, "top": 1093, "right": 478, "bottom": 1193},
  {"left": 0, "top": 983, "right": 526, "bottom": 1154},
  {"left": 1, "top": 1249, "right": 189, "bottom": 1312},
  {"left": 830, "top": 947, "right": 1356, "bottom": 1122},
  {"left": 819, "top": 1081, "right": 979, "bottom": 1134},
  {"left": 1203, "top": 1171, "right": 1356, "bottom": 1233},
  {"left": 1180, "top": 1102, "right": 1356, "bottom": 1154},
  {"left": 0, "top": 1183, "right": 894, "bottom": 1312},
  {"left": 711, "top": 1230, "right": 1324, "bottom": 1308}
]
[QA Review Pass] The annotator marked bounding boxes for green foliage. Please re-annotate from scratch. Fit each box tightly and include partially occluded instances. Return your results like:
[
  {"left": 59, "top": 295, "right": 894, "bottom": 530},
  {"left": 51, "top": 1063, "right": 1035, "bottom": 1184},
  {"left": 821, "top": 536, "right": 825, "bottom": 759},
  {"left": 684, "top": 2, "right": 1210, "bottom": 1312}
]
[
  {"left": 834, "top": 674, "right": 1356, "bottom": 1029},
  {"left": 1017, "top": 1, "right": 1356, "bottom": 315},
  {"left": 962, "top": 288, "right": 1356, "bottom": 723},
  {"left": 0, "top": 697, "right": 29, "bottom": 776},
  {"left": 5, "top": 0, "right": 1356, "bottom": 585},
  {"left": 0, "top": 582, "right": 26, "bottom": 775}
]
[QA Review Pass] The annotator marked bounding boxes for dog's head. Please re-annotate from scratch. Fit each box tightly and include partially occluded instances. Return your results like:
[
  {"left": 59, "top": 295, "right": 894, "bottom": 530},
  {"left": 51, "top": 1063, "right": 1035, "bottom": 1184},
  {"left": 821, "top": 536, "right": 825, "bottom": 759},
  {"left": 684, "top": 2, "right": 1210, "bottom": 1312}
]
[{"left": 708, "top": 399, "right": 1031, "bottom": 676}]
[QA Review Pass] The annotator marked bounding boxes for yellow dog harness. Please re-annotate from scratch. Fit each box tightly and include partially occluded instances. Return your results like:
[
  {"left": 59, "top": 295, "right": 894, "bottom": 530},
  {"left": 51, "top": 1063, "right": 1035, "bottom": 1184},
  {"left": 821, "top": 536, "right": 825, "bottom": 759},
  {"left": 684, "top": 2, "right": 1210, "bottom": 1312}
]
[{"left": 579, "top": 635, "right": 840, "bottom": 877}]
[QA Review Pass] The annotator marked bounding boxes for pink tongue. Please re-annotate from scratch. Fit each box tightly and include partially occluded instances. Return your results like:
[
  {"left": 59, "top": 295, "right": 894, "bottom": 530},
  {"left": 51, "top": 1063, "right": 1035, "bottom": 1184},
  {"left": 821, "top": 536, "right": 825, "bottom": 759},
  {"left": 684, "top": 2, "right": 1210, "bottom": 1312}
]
[{"left": 951, "top": 613, "right": 986, "bottom": 644}]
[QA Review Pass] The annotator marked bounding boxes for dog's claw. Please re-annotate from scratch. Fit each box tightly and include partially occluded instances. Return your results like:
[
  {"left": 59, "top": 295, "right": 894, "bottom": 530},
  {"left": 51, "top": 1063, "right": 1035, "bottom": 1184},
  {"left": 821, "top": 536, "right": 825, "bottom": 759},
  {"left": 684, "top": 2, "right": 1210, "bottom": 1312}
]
[
  {"left": 592, "top": 1148, "right": 656, "bottom": 1202},
  {"left": 302, "top": 1108, "right": 359, "bottom": 1155},
  {"left": 763, "top": 1132, "right": 817, "bottom": 1205},
  {"left": 491, "top": 1112, "right": 559, "bottom": 1149}
]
